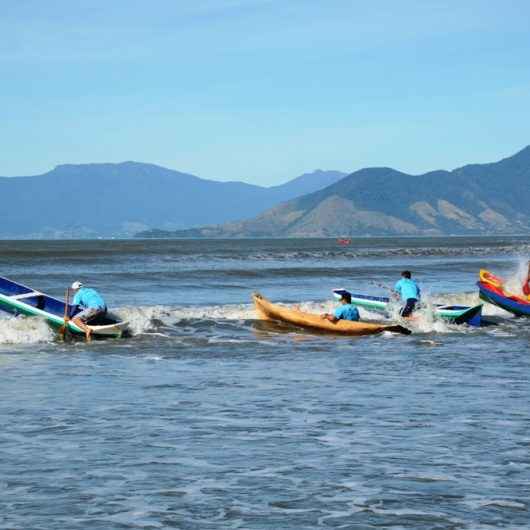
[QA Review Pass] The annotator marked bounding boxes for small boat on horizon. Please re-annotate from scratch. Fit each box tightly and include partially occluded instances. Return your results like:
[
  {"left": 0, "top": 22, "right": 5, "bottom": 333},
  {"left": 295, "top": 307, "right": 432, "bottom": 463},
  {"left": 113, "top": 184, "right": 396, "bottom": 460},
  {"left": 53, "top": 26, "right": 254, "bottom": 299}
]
[{"left": 0, "top": 276, "right": 129, "bottom": 338}]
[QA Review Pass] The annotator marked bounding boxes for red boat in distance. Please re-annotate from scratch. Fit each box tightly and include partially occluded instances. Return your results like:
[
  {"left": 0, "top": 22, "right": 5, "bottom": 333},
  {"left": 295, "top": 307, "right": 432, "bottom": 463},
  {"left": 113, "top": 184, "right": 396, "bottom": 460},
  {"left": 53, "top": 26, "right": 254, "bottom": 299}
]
[{"left": 337, "top": 238, "right": 352, "bottom": 246}]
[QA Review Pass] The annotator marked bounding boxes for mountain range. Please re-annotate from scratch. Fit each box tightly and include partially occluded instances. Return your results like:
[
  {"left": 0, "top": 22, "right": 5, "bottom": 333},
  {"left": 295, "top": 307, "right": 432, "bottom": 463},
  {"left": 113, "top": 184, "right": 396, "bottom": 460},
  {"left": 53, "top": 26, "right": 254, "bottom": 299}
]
[
  {"left": 0, "top": 164, "right": 346, "bottom": 237},
  {"left": 139, "top": 146, "right": 530, "bottom": 238}
]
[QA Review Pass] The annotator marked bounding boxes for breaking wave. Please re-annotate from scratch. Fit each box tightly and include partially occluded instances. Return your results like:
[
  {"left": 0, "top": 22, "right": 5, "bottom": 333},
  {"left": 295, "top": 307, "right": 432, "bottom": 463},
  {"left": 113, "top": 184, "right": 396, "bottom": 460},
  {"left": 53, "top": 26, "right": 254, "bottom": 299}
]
[
  {"left": 0, "top": 285, "right": 525, "bottom": 346},
  {"left": 0, "top": 315, "right": 55, "bottom": 345},
  {"left": 114, "top": 290, "right": 515, "bottom": 338}
]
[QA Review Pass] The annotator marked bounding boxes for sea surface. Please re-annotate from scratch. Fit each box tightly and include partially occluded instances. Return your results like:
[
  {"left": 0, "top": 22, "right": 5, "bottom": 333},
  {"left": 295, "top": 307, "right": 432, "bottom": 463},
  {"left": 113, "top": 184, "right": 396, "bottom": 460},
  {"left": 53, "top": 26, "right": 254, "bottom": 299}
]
[{"left": 1, "top": 236, "right": 529, "bottom": 530}]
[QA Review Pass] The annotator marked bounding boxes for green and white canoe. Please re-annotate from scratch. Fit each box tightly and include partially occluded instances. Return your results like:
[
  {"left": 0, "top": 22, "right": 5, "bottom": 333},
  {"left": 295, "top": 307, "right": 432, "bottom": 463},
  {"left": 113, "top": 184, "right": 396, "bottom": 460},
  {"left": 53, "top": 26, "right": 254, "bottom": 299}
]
[{"left": 333, "top": 289, "right": 483, "bottom": 326}]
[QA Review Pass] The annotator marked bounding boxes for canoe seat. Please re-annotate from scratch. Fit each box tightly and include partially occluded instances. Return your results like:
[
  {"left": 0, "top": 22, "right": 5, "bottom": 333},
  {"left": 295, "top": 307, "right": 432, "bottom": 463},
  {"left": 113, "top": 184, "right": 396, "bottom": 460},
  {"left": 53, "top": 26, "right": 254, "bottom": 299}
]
[{"left": 10, "top": 291, "right": 42, "bottom": 300}]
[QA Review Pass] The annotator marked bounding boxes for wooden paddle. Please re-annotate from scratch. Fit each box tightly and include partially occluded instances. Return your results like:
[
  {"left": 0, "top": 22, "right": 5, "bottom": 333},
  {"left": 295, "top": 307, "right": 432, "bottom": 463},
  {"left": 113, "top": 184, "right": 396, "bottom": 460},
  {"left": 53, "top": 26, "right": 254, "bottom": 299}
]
[
  {"left": 59, "top": 288, "right": 70, "bottom": 340},
  {"left": 385, "top": 324, "right": 412, "bottom": 335},
  {"left": 369, "top": 280, "right": 399, "bottom": 300}
]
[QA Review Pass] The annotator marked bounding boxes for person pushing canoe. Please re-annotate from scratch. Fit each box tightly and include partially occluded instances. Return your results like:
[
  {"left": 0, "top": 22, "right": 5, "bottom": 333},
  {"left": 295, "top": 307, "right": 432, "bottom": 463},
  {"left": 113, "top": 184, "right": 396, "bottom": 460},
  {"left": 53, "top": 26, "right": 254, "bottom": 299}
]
[
  {"left": 321, "top": 291, "right": 360, "bottom": 322},
  {"left": 70, "top": 281, "right": 107, "bottom": 340},
  {"left": 394, "top": 270, "right": 421, "bottom": 317}
]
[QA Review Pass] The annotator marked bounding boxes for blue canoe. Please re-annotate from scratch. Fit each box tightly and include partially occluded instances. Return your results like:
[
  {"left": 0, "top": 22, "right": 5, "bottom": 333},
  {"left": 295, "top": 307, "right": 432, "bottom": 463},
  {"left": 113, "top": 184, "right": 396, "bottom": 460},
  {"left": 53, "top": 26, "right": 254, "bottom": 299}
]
[
  {"left": 477, "top": 281, "right": 530, "bottom": 317},
  {"left": 0, "top": 275, "right": 128, "bottom": 338}
]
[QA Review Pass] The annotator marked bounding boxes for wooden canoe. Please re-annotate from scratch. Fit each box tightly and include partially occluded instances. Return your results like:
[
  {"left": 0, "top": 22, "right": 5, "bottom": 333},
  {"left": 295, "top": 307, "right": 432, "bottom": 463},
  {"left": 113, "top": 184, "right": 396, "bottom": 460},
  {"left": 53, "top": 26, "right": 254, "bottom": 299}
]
[
  {"left": 0, "top": 275, "right": 128, "bottom": 338},
  {"left": 477, "top": 269, "right": 530, "bottom": 317},
  {"left": 253, "top": 293, "right": 411, "bottom": 336}
]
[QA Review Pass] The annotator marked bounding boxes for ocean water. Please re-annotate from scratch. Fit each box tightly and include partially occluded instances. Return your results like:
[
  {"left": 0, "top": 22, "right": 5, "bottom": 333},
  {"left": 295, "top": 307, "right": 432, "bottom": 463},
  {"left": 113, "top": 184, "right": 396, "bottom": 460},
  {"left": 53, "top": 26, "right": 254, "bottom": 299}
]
[{"left": 1, "top": 236, "right": 529, "bottom": 529}]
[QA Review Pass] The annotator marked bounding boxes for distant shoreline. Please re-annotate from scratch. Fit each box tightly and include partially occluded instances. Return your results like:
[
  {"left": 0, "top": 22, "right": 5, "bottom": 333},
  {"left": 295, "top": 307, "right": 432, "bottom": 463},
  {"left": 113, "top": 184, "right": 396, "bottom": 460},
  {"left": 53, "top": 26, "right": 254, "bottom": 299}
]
[{"left": 1, "top": 234, "right": 529, "bottom": 243}]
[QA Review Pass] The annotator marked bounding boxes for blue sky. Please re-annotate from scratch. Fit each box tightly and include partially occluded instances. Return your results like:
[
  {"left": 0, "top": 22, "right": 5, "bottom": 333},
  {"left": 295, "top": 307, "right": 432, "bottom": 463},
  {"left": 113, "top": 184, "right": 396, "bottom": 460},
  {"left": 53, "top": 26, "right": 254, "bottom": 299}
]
[{"left": 2, "top": 0, "right": 530, "bottom": 184}]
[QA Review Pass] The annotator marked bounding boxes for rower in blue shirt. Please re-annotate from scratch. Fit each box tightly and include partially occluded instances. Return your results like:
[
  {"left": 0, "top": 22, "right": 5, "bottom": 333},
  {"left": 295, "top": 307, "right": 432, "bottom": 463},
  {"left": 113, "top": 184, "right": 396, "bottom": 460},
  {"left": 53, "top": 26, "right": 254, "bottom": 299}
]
[
  {"left": 70, "top": 281, "right": 107, "bottom": 340},
  {"left": 394, "top": 270, "right": 420, "bottom": 317},
  {"left": 322, "top": 291, "right": 360, "bottom": 322}
]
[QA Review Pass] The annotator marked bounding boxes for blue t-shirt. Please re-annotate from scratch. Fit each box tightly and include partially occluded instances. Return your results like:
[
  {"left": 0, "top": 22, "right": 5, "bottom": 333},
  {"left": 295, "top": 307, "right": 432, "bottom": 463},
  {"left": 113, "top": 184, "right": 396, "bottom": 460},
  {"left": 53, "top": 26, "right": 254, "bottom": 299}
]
[
  {"left": 72, "top": 287, "right": 106, "bottom": 310},
  {"left": 394, "top": 278, "right": 420, "bottom": 301},
  {"left": 334, "top": 303, "right": 360, "bottom": 321}
]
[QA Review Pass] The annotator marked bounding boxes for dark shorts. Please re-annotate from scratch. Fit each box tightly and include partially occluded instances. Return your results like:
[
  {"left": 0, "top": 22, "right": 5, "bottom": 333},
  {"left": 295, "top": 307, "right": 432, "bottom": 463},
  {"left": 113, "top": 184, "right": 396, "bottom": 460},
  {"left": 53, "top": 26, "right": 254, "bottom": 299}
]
[
  {"left": 76, "top": 307, "right": 107, "bottom": 323},
  {"left": 400, "top": 298, "right": 418, "bottom": 317}
]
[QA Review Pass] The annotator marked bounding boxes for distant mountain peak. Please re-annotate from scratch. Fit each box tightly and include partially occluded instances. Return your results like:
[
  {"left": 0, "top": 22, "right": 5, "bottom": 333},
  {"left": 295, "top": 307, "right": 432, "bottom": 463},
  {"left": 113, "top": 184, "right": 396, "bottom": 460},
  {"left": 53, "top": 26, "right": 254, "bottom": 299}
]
[{"left": 508, "top": 144, "right": 530, "bottom": 161}]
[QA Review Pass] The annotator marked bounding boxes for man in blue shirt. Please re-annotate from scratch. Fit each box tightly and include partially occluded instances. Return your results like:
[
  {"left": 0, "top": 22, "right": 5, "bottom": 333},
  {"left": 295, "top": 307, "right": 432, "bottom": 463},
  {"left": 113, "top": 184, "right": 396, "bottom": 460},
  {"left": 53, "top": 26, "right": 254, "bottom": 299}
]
[
  {"left": 70, "top": 281, "right": 107, "bottom": 340},
  {"left": 394, "top": 271, "right": 420, "bottom": 317},
  {"left": 322, "top": 292, "right": 360, "bottom": 322}
]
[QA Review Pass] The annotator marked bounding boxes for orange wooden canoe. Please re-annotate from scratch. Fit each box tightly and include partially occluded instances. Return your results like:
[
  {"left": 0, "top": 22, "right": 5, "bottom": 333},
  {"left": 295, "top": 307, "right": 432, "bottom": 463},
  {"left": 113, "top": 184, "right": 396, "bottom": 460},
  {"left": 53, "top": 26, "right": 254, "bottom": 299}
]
[{"left": 253, "top": 293, "right": 410, "bottom": 336}]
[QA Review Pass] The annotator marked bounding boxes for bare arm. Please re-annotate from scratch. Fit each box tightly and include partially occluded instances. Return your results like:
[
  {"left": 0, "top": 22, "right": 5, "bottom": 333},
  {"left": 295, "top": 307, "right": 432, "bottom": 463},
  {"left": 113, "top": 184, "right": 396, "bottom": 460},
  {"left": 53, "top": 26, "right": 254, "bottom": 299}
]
[{"left": 321, "top": 313, "right": 339, "bottom": 323}]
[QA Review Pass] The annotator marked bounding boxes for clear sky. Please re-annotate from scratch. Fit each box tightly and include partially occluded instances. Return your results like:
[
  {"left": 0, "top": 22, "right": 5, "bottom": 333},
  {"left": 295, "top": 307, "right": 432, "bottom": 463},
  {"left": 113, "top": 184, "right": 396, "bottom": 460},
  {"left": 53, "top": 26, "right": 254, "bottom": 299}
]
[{"left": 2, "top": 0, "right": 530, "bottom": 184}]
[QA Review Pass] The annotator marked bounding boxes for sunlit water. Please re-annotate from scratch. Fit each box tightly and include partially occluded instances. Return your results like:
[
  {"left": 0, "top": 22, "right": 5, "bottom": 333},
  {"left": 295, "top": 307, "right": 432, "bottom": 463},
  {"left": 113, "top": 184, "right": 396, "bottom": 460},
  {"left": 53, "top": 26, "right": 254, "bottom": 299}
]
[{"left": 1, "top": 237, "right": 529, "bottom": 529}]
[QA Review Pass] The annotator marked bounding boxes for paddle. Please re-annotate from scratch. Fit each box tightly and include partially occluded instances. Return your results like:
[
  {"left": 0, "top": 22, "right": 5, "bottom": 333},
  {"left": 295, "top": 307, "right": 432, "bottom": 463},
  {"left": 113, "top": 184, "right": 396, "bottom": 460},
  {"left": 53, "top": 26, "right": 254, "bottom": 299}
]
[
  {"left": 385, "top": 324, "right": 412, "bottom": 335},
  {"left": 59, "top": 288, "right": 70, "bottom": 340},
  {"left": 369, "top": 280, "right": 399, "bottom": 300}
]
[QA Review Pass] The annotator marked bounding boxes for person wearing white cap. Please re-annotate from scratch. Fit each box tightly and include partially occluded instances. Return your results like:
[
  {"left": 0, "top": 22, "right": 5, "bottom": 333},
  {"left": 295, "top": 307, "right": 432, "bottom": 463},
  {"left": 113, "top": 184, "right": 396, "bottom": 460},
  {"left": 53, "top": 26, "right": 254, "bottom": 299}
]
[{"left": 70, "top": 281, "right": 107, "bottom": 340}]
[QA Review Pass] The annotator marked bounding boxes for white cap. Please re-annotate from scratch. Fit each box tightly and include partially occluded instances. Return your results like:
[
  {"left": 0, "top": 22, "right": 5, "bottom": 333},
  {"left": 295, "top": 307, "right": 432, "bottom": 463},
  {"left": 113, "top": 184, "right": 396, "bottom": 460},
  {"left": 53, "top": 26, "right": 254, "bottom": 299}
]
[{"left": 71, "top": 281, "right": 83, "bottom": 290}]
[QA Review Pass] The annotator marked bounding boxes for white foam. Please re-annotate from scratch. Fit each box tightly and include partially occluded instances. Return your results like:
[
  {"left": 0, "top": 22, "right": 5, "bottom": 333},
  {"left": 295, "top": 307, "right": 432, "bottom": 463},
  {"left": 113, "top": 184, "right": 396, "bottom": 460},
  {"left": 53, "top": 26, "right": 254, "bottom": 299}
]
[
  {"left": 432, "top": 291, "right": 480, "bottom": 306},
  {"left": 415, "top": 291, "right": 512, "bottom": 318},
  {"left": 297, "top": 300, "right": 336, "bottom": 314},
  {"left": 407, "top": 315, "right": 458, "bottom": 334},
  {"left": 114, "top": 303, "right": 257, "bottom": 335},
  {"left": 355, "top": 295, "right": 461, "bottom": 333},
  {"left": 113, "top": 305, "right": 171, "bottom": 335},
  {"left": 0, "top": 316, "right": 54, "bottom": 345},
  {"left": 503, "top": 258, "right": 530, "bottom": 298}
]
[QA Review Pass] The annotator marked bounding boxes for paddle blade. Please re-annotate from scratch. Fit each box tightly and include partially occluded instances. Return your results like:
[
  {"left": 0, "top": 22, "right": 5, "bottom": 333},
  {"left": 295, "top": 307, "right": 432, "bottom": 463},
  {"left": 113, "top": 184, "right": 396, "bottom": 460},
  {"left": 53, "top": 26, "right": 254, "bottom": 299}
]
[
  {"left": 59, "top": 320, "right": 71, "bottom": 341},
  {"left": 386, "top": 324, "right": 412, "bottom": 335}
]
